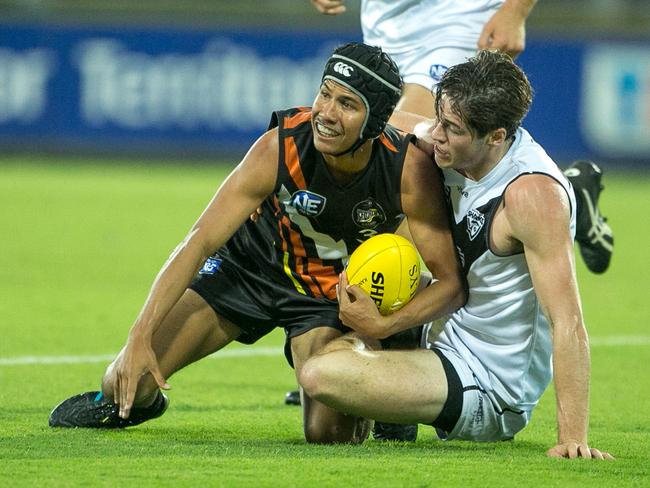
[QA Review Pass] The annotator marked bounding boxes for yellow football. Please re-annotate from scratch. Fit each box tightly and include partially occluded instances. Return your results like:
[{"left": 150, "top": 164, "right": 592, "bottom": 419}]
[{"left": 346, "top": 233, "right": 420, "bottom": 315}]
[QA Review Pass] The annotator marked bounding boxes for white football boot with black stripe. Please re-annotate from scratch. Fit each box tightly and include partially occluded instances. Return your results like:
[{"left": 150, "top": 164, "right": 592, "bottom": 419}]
[{"left": 564, "top": 160, "right": 614, "bottom": 274}]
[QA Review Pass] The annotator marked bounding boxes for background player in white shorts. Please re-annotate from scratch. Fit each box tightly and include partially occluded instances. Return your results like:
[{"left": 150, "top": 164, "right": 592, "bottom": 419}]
[
  {"left": 299, "top": 51, "right": 614, "bottom": 460},
  {"left": 311, "top": 0, "right": 536, "bottom": 117}
]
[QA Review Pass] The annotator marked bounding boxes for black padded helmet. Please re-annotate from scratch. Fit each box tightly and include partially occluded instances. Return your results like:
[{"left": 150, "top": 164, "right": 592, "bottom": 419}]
[{"left": 321, "top": 43, "right": 402, "bottom": 149}]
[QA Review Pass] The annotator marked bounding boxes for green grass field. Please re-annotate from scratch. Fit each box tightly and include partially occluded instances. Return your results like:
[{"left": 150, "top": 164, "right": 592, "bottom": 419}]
[{"left": 1, "top": 157, "right": 649, "bottom": 486}]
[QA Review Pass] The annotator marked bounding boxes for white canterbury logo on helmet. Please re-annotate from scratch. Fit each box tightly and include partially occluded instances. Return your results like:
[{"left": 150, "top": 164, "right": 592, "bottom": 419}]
[{"left": 333, "top": 61, "right": 354, "bottom": 77}]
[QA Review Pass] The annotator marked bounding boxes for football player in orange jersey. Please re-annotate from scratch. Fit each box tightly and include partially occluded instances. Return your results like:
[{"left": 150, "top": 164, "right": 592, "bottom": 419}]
[{"left": 49, "top": 42, "right": 465, "bottom": 444}]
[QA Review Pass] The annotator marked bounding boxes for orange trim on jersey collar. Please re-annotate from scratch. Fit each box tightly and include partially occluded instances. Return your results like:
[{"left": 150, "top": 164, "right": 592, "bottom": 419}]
[
  {"left": 283, "top": 110, "right": 312, "bottom": 130},
  {"left": 379, "top": 133, "right": 397, "bottom": 153},
  {"left": 284, "top": 136, "right": 307, "bottom": 190}
]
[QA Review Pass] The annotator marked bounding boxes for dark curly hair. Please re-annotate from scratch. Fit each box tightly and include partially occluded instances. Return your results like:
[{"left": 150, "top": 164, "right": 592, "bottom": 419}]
[{"left": 435, "top": 50, "right": 533, "bottom": 139}]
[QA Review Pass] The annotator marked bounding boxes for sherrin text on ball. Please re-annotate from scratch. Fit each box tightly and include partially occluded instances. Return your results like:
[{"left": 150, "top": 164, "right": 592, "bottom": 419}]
[{"left": 345, "top": 233, "right": 420, "bottom": 315}]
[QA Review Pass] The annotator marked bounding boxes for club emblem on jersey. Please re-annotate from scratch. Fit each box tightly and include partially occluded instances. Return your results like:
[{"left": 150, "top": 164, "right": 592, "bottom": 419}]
[
  {"left": 429, "top": 64, "right": 449, "bottom": 82},
  {"left": 466, "top": 208, "right": 485, "bottom": 241},
  {"left": 352, "top": 198, "right": 386, "bottom": 229},
  {"left": 287, "top": 190, "right": 327, "bottom": 217}
]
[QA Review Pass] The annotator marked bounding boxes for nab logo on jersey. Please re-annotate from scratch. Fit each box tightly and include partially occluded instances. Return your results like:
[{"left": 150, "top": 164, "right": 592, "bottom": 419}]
[
  {"left": 288, "top": 190, "right": 327, "bottom": 217},
  {"left": 334, "top": 62, "right": 354, "bottom": 77},
  {"left": 467, "top": 208, "right": 485, "bottom": 241}
]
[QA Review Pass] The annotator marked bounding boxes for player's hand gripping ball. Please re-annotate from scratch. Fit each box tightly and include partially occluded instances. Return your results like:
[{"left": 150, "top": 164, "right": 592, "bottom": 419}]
[{"left": 345, "top": 233, "right": 420, "bottom": 315}]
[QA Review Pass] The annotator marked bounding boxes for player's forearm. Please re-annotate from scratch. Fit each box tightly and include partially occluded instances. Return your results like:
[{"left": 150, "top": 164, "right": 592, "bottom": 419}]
[
  {"left": 552, "top": 321, "right": 591, "bottom": 444},
  {"left": 501, "top": 0, "right": 537, "bottom": 19},
  {"left": 383, "top": 277, "right": 465, "bottom": 337},
  {"left": 129, "top": 230, "right": 210, "bottom": 340}
]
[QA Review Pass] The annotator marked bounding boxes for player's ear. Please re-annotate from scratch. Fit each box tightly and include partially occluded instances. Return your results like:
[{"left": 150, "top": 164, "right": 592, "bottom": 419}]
[{"left": 487, "top": 127, "right": 507, "bottom": 147}]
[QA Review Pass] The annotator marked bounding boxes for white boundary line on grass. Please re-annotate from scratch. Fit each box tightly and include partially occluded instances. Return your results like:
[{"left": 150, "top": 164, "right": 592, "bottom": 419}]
[
  {"left": 0, "top": 346, "right": 284, "bottom": 366},
  {"left": 589, "top": 335, "right": 650, "bottom": 346},
  {"left": 1, "top": 335, "right": 649, "bottom": 366}
]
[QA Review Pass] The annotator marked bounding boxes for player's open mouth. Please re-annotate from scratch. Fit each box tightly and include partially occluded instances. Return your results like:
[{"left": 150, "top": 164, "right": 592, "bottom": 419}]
[{"left": 315, "top": 122, "right": 340, "bottom": 138}]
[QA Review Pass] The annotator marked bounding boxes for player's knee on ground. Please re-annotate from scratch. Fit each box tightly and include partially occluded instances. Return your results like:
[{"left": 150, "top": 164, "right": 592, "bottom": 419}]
[
  {"left": 303, "top": 413, "right": 356, "bottom": 444},
  {"left": 302, "top": 401, "right": 371, "bottom": 445}
]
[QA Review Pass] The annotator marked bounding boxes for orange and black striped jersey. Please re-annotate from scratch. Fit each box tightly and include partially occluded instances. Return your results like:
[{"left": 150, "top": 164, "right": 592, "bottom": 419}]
[{"left": 218, "top": 107, "right": 415, "bottom": 300}]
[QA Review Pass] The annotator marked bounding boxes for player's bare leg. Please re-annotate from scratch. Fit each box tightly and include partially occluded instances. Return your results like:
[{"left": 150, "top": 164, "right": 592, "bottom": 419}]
[
  {"left": 300, "top": 334, "right": 449, "bottom": 426},
  {"left": 102, "top": 288, "right": 241, "bottom": 407},
  {"left": 291, "top": 327, "right": 372, "bottom": 444},
  {"left": 395, "top": 83, "right": 436, "bottom": 119},
  {"left": 49, "top": 289, "right": 241, "bottom": 428}
]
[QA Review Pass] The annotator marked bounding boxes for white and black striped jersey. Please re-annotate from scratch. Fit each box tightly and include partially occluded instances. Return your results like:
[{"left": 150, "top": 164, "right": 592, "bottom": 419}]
[{"left": 428, "top": 127, "right": 577, "bottom": 421}]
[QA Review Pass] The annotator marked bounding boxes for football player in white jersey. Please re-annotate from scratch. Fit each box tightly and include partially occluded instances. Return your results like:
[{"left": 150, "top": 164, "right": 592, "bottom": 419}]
[
  {"left": 300, "top": 50, "right": 614, "bottom": 460},
  {"left": 302, "top": 3, "right": 613, "bottom": 428},
  {"left": 289, "top": 0, "right": 539, "bottom": 419},
  {"left": 309, "top": 0, "right": 613, "bottom": 277}
]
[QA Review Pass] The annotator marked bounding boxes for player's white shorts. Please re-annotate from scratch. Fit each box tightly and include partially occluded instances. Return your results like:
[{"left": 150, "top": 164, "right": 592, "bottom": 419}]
[
  {"left": 362, "top": 0, "right": 503, "bottom": 91},
  {"left": 434, "top": 346, "right": 531, "bottom": 441},
  {"left": 390, "top": 46, "right": 477, "bottom": 91}
]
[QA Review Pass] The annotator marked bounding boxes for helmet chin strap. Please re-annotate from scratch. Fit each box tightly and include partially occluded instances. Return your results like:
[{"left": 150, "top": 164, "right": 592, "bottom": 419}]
[{"left": 330, "top": 137, "right": 370, "bottom": 157}]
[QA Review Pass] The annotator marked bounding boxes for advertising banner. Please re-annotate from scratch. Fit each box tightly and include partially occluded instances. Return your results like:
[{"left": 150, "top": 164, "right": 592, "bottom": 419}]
[
  {"left": 1, "top": 23, "right": 648, "bottom": 165},
  {"left": 519, "top": 39, "right": 650, "bottom": 165},
  {"left": 0, "top": 24, "right": 347, "bottom": 155}
]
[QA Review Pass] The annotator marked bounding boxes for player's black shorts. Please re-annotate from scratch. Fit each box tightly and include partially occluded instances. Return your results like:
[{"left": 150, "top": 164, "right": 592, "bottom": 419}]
[{"left": 189, "top": 253, "right": 349, "bottom": 367}]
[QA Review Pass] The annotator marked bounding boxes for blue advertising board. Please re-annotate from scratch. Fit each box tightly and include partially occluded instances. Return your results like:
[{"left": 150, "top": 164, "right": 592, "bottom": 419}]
[
  {"left": 0, "top": 23, "right": 352, "bottom": 155},
  {"left": 1, "top": 22, "right": 649, "bottom": 165},
  {"left": 519, "top": 39, "right": 650, "bottom": 164}
]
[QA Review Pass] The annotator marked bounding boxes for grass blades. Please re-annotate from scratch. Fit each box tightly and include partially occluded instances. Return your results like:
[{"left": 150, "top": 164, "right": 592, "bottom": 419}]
[{"left": 1, "top": 157, "right": 648, "bottom": 486}]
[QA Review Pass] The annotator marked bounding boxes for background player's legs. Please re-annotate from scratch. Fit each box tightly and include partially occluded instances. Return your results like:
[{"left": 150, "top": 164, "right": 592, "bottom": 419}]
[
  {"left": 395, "top": 83, "right": 435, "bottom": 118},
  {"left": 563, "top": 160, "right": 614, "bottom": 273},
  {"left": 102, "top": 288, "right": 242, "bottom": 407},
  {"left": 392, "top": 46, "right": 477, "bottom": 120},
  {"left": 291, "top": 327, "right": 371, "bottom": 444},
  {"left": 300, "top": 335, "right": 449, "bottom": 425}
]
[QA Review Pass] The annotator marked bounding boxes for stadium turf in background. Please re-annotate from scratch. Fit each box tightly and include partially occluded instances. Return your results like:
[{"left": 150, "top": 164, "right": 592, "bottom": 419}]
[{"left": 0, "top": 157, "right": 648, "bottom": 486}]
